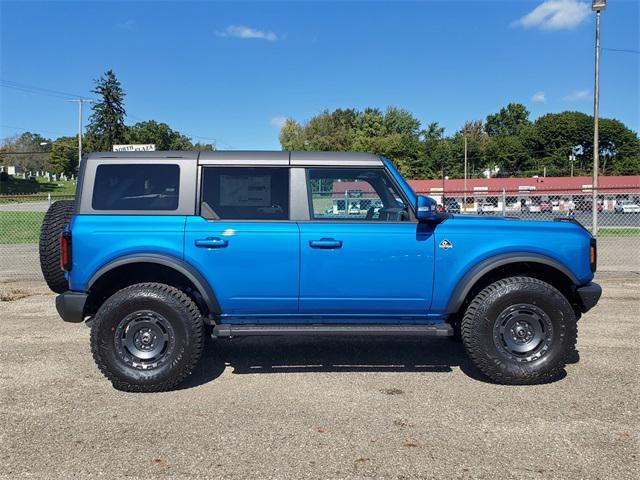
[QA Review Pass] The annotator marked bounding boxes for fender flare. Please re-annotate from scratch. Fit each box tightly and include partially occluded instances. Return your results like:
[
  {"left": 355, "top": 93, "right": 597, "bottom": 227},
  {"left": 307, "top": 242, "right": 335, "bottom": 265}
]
[
  {"left": 88, "top": 253, "right": 221, "bottom": 314},
  {"left": 445, "top": 253, "right": 580, "bottom": 314}
]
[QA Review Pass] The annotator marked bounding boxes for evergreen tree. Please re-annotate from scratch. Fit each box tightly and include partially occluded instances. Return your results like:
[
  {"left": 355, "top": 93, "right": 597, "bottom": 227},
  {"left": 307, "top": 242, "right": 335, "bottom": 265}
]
[{"left": 86, "top": 70, "right": 127, "bottom": 151}]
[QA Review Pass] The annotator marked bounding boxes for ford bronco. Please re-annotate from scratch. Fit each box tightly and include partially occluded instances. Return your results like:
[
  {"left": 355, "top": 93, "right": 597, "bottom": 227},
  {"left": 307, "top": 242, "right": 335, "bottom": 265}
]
[{"left": 40, "top": 151, "right": 601, "bottom": 391}]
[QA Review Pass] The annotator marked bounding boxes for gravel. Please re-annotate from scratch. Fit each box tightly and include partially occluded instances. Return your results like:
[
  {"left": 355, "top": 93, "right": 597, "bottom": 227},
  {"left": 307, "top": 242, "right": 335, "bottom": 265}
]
[{"left": 0, "top": 273, "right": 638, "bottom": 479}]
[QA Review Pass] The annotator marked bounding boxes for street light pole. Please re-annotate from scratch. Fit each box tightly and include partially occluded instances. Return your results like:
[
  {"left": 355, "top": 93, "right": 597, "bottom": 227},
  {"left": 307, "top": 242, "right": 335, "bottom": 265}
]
[
  {"left": 464, "top": 134, "right": 468, "bottom": 211},
  {"left": 591, "top": 0, "right": 606, "bottom": 236},
  {"left": 67, "top": 98, "right": 94, "bottom": 169}
]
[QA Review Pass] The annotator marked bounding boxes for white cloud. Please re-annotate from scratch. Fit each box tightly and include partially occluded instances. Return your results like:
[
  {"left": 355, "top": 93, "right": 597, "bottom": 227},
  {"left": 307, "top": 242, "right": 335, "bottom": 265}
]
[
  {"left": 270, "top": 116, "right": 287, "bottom": 128},
  {"left": 563, "top": 89, "right": 591, "bottom": 101},
  {"left": 216, "top": 25, "right": 278, "bottom": 41},
  {"left": 512, "top": 0, "right": 591, "bottom": 30},
  {"left": 532, "top": 91, "right": 547, "bottom": 103}
]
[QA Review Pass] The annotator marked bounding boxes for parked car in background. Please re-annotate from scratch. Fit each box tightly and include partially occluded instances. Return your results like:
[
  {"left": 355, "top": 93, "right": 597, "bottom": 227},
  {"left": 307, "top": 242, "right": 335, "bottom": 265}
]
[
  {"left": 443, "top": 198, "right": 461, "bottom": 213},
  {"left": 527, "top": 203, "right": 542, "bottom": 213},
  {"left": 539, "top": 202, "right": 553, "bottom": 213},
  {"left": 576, "top": 198, "right": 604, "bottom": 212},
  {"left": 477, "top": 201, "right": 497, "bottom": 214},
  {"left": 614, "top": 200, "right": 640, "bottom": 214}
]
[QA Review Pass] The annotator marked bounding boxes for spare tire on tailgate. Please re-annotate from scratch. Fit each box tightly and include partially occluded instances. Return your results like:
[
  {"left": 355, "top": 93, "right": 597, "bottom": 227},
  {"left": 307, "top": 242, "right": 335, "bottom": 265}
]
[{"left": 39, "top": 200, "right": 75, "bottom": 293}]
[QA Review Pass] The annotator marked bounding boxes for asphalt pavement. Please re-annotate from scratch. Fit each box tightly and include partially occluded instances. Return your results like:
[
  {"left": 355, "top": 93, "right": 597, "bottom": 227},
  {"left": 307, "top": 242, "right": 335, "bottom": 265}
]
[{"left": 0, "top": 272, "right": 638, "bottom": 479}]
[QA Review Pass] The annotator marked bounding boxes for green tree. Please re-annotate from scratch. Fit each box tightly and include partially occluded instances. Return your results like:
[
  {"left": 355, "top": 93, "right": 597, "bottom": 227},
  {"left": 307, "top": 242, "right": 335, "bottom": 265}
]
[
  {"left": 278, "top": 119, "right": 306, "bottom": 150},
  {"left": 383, "top": 107, "right": 421, "bottom": 136},
  {"left": 277, "top": 105, "right": 639, "bottom": 179},
  {"left": 48, "top": 137, "right": 78, "bottom": 176},
  {"left": 598, "top": 118, "right": 640, "bottom": 175},
  {"left": 127, "top": 121, "right": 193, "bottom": 150},
  {"left": 85, "top": 70, "right": 127, "bottom": 151},
  {"left": 0, "top": 132, "right": 51, "bottom": 171},
  {"left": 485, "top": 103, "right": 531, "bottom": 137}
]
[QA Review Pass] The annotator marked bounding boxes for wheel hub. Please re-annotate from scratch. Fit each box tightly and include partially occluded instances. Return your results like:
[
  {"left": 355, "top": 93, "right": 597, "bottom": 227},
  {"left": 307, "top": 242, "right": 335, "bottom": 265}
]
[
  {"left": 493, "top": 304, "right": 554, "bottom": 362},
  {"left": 114, "top": 311, "right": 175, "bottom": 370}
]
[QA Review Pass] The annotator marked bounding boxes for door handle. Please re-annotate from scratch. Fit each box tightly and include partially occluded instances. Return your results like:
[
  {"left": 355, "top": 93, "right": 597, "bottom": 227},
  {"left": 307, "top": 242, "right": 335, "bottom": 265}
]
[
  {"left": 309, "top": 238, "right": 342, "bottom": 249},
  {"left": 195, "top": 237, "right": 228, "bottom": 248}
]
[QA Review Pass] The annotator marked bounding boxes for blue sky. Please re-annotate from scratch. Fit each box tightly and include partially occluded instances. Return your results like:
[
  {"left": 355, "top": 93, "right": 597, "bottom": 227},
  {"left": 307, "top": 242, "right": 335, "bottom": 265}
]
[{"left": 1, "top": 0, "right": 638, "bottom": 150}]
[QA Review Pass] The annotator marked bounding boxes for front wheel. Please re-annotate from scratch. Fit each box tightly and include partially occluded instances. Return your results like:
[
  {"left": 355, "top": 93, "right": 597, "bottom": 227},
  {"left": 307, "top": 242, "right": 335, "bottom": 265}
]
[
  {"left": 90, "top": 283, "right": 204, "bottom": 392},
  {"left": 461, "top": 276, "right": 577, "bottom": 385}
]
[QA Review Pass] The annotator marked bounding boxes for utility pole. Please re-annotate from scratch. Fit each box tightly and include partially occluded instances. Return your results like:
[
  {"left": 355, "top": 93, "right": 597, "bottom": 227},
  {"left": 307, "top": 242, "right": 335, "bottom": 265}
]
[
  {"left": 67, "top": 99, "right": 94, "bottom": 168},
  {"left": 464, "top": 134, "right": 468, "bottom": 212},
  {"left": 569, "top": 152, "right": 575, "bottom": 177},
  {"left": 591, "top": 0, "right": 606, "bottom": 235}
]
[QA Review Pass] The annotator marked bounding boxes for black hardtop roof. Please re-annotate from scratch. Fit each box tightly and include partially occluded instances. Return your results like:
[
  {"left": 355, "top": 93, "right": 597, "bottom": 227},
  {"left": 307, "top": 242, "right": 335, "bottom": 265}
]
[{"left": 83, "top": 150, "right": 383, "bottom": 166}]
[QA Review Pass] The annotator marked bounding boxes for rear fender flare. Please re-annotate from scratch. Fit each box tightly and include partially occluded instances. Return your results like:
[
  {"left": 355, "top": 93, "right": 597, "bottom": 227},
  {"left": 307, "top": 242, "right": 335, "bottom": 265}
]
[{"left": 87, "top": 253, "right": 221, "bottom": 314}]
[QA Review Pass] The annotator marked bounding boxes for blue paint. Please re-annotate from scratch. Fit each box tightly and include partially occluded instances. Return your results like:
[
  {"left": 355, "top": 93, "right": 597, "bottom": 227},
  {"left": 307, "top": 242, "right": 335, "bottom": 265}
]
[{"left": 68, "top": 162, "right": 595, "bottom": 324}]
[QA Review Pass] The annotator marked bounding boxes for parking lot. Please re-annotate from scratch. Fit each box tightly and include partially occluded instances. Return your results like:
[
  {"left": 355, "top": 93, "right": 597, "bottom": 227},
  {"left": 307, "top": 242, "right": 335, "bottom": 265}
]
[
  {"left": 0, "top": 269, "right": 638, "bottom": 479},
  {"left": 1, "top": 196, "right": 638, "bottom": 479}
]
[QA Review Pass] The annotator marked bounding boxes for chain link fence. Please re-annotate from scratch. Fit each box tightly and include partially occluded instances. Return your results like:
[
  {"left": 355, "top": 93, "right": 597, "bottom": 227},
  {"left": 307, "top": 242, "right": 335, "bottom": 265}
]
[
  {"left": 0, "top": 193, "right": 74, "bottom": 282},
  {"left": 418, "top": 185, "right": 640, "bottom": 272},
  {"left": 1, "top": 185, "right": 639, "bottom": 283}
]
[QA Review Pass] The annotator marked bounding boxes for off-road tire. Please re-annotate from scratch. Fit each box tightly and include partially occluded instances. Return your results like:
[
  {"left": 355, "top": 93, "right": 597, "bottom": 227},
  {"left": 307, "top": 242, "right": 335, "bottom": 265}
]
[
  {"left": 461, "top": 276, "right": 577, "bottom": 385},
  {"left": 90, "top": 283, "right": 205, "bottom": 392},
  {"left": 39, "top": 200, "right": 75, "bottom": 293}
]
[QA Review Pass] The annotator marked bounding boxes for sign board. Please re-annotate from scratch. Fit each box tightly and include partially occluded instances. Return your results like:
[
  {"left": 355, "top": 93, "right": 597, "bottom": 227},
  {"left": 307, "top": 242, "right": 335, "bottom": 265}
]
[{"left": 112, "top": 144, "right": 156, "bottom": 152}]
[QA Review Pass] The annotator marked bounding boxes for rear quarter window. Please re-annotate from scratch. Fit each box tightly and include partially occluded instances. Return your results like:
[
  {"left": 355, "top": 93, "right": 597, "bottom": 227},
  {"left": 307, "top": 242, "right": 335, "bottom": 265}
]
[{"left": 92, "top": 164, "right": 180, "bottom": 211}]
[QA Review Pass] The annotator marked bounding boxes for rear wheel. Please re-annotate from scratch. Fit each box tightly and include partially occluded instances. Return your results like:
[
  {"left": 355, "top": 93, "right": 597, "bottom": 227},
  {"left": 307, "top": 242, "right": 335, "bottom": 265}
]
[
  {"left": 461, "top": 276, "right": 577, "bottom": 385},
  {"left": 39, "top": 200, "right": 74, "bottom": 293},
  {"left": 90, "top": 283, "right": 204, "bottom": 392}
]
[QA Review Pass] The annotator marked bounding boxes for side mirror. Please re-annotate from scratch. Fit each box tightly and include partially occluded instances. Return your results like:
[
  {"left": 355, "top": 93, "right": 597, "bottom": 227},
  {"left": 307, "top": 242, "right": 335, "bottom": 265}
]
[{"left": 416, "top": 195, "right": 439, "bottom": 222}]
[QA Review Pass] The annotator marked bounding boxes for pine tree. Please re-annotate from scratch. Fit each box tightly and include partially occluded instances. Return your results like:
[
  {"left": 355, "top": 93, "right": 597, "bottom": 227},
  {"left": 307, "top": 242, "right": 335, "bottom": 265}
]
[{"left": 86, "top": 70, "right": 126, "bottom": 151}]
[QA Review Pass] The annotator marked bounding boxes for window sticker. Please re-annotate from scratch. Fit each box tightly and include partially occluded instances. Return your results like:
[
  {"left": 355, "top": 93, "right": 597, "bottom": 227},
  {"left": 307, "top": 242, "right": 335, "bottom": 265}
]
[{"left": 219, "top": 175, "right": 271, "bottom": 206}]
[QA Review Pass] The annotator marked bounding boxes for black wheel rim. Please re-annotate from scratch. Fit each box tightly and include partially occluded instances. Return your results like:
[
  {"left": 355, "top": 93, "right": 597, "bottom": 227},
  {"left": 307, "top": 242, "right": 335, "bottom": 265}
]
[
  {"left": 493, "top": 303, "right": 554, "bottom": 363},
  {"left": 114, "top": 311, "right": 175, "bottom": 370}
]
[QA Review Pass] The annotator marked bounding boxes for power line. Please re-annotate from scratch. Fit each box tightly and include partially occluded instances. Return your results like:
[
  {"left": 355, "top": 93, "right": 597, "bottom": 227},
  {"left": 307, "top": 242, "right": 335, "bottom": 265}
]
[
  {"left": 0, "top": 123, "right": 71, "bottom": 137},
  {"left": 2, "top": 79, "right": 235, "bottom": 149},
  {"left": 0, "top": 79, "right": 93, "bottom": 100},
  {"left": 602, "top": 47, "right": 640, "bottom": 54}
]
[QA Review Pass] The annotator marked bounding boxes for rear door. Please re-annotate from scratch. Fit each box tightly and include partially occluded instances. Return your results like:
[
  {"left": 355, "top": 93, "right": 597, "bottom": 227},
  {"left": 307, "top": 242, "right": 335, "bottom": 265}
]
[
  {"left": 298, "top": 167, "right": 435, "bottom": 318},
  {"left": 184, "top": 165, "right": 299, "bottom": 318}
]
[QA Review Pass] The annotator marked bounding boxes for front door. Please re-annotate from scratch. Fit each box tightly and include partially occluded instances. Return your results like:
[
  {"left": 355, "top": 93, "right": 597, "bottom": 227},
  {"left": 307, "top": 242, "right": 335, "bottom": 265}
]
[
  {"left": 298, "top": 167, "right": 435, "bottom": 318},
  {"left": 184, "top": 166, "right": 299, "bottom": 318}
]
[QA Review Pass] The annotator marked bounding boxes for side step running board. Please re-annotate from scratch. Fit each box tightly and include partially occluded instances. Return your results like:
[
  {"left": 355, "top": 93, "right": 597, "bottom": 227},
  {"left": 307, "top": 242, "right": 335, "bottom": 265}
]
[{"left": 212, "top": 323, "right": 453, "bottom": 338}]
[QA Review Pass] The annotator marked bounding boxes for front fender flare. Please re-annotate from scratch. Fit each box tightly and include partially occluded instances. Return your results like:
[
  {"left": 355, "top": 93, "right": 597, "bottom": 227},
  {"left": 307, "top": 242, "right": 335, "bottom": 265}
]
[
  {"left": 445, "top": 253, "right": 580, "bottom": 314},
  {"left": 87, "top": 253, "right": 221, "bottom": 314}
]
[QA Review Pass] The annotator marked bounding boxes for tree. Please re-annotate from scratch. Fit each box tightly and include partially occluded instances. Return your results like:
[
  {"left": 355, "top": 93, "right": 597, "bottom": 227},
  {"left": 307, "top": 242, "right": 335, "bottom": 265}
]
[
  {"left": 127, "top": 121, "right": 188, "bottom": 150},
  {"left": 48, "top": 137, "right": 78, "bottom": 176},
  {"left": 598, "top": 118, "right": 640, "bottom": 175},
  {"left": 278, "top": 119, "right": 306, "bottom": 151},
  {"left": 277, "top": 105, "right": 639, "bottom": 179},
  {"left": 485, "top": 103, "right": 531, "bottom": 137},
  {"left": 0, "top": 132, "right": 51, "bottom": 171},
  {"left": 85, "top": 70, "right": 127, "bottom": 151}
]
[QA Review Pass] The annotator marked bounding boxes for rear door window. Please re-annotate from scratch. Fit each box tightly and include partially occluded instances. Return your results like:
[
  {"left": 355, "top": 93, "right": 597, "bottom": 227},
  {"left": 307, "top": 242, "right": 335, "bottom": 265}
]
[
  {"left": 200, "top": 167, "right": 289, "bottom": 220},
  {"left": 92, "top": 164, "right": 180, "bottom": 211}
]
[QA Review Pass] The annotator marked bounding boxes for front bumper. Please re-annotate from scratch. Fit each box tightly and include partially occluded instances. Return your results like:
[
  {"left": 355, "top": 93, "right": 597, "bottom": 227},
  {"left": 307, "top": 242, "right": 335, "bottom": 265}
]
[
  {"left": 55, "top": 291, "right": 88, "bottom": 323},
  {"left": 576, "top": 282, "right": 602, "bottom": 313}
]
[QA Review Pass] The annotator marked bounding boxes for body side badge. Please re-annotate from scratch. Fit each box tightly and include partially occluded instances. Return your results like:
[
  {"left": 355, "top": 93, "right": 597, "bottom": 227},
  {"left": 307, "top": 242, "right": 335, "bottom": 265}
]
[{"left": 439, "top": 239, "right": 453, "bottom": 250}]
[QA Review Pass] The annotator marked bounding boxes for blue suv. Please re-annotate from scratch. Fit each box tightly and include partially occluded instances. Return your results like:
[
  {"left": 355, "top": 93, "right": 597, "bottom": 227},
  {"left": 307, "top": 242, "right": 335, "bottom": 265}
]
[{"left": 39, "top": 151, "right": 601, "bottom": 391}]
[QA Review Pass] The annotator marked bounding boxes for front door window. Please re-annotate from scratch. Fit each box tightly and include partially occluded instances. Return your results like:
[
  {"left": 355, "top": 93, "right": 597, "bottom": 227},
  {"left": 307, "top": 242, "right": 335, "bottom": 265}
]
[{"left": 307, "top": 168, "right": 410, "bottom": 222}]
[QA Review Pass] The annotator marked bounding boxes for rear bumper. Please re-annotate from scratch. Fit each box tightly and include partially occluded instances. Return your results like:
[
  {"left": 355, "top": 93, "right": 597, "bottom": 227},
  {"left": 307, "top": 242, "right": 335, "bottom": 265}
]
[
  {"left": 55, "top": 291, "right": 88, "bottom": 323},
  {"left": 576, "top": 282, "right": 602, "bottom": 313}
]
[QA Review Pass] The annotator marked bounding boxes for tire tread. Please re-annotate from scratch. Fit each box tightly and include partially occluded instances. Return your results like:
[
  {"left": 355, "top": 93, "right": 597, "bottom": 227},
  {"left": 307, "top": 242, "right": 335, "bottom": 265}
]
[
  {"left": 39, "top": 200, "right": 74, "bottom": 293},
  {"left": 461, "top": 276, "right": 577, "bottom": 385},
  {"left": 90, "top": 282, "right": 204, "bottom": 393}
]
